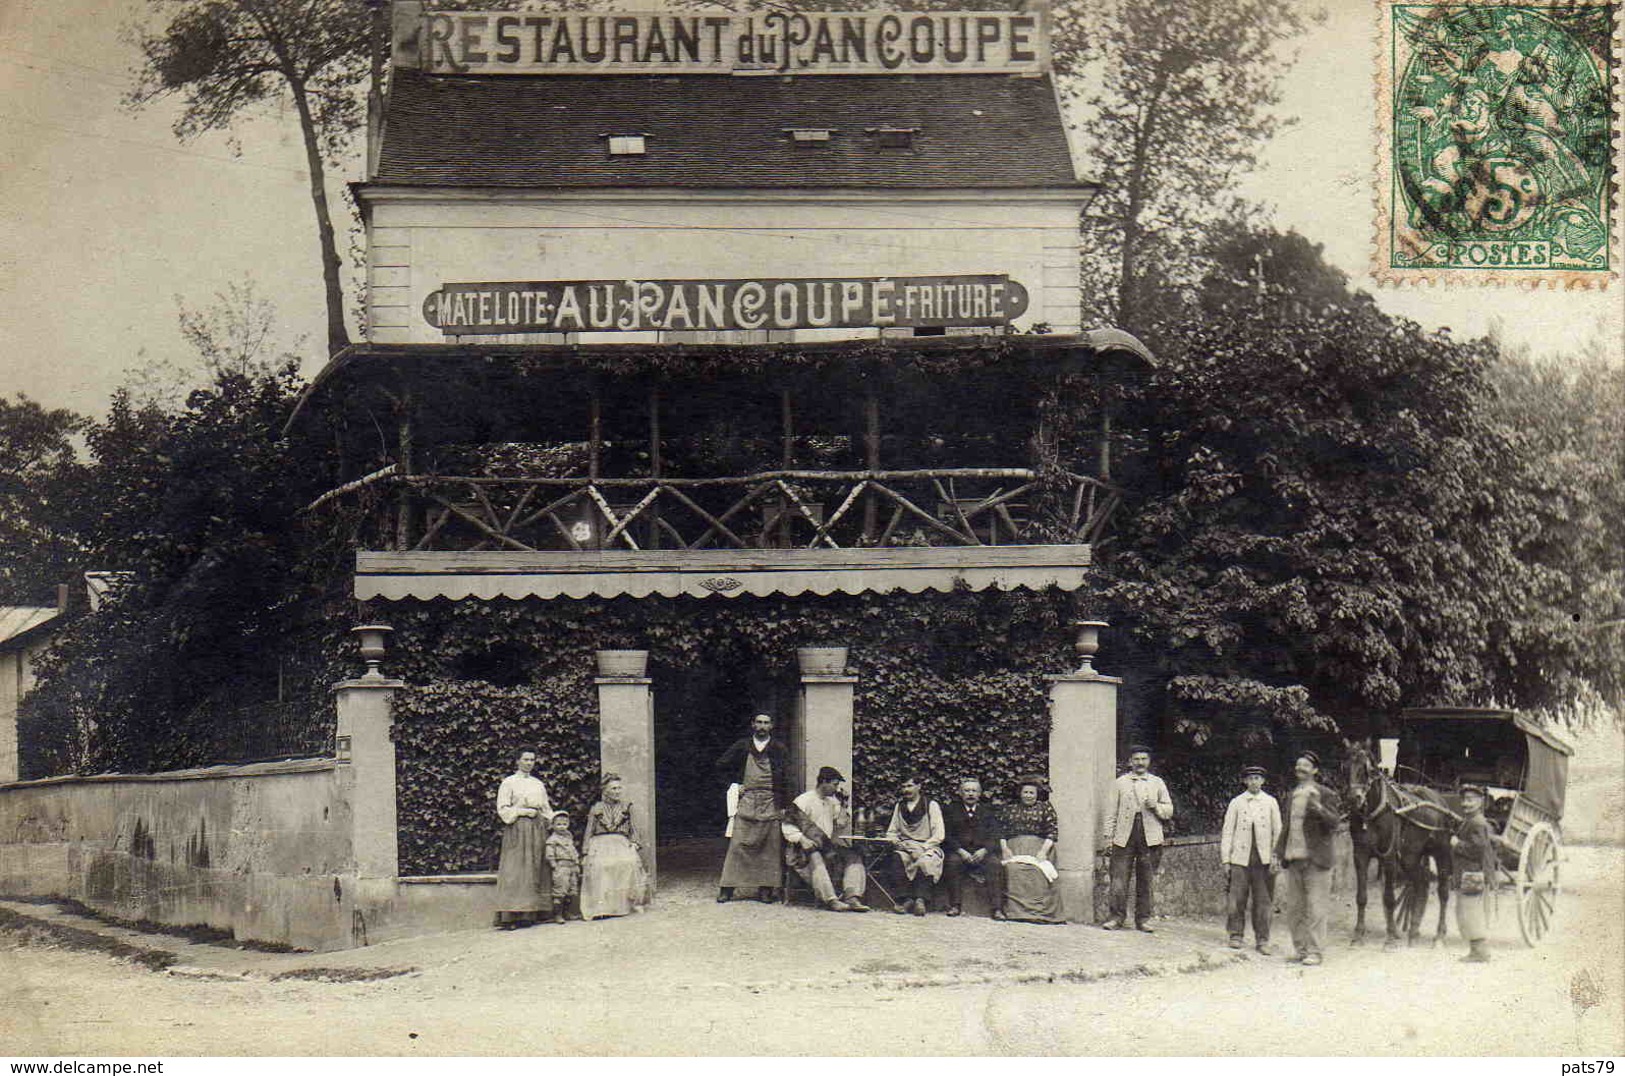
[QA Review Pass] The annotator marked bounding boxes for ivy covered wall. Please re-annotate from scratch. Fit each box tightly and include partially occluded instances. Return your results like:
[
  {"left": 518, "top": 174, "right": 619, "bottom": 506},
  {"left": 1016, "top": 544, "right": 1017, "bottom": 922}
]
[{"left": 373, "top": 587, "right": 1084, "bottom": 875}]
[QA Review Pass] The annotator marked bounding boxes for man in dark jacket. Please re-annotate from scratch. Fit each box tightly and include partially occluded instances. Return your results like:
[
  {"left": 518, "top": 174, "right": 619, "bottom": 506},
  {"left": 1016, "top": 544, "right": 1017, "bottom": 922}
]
[
  {"left": 941, "top": 777, "right": 1006, "bottom": 919},
  {"left": 716, "top": 713, "right": 791, "bottom": 903},
  {"left": 1450, "top": 783, "right": 1497, "bottom": 963},
  {"left": 1273, "top": 750, "right": 1344, "bottom": 965}
]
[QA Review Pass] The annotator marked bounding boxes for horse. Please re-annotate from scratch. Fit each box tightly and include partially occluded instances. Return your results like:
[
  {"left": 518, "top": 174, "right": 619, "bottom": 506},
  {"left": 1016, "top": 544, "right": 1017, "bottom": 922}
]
[
  {"left": 1341, "top": 739, "right": 1392, "bottom": 946},
  {"left": 1343, "top": 740, "right": 1457, "bottom": 949}
]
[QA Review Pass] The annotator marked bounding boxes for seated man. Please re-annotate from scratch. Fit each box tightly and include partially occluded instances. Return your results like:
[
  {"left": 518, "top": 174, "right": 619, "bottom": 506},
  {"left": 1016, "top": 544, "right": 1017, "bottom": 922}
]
[
  {"left": 942, "top": 777, "right": 1006, "bottom": 919},
  {"left": 886, "top": 774, "right": 945, "bottom": 916},
  {"left": 781, "top": 766, "right": 870, "bottom": 913}
]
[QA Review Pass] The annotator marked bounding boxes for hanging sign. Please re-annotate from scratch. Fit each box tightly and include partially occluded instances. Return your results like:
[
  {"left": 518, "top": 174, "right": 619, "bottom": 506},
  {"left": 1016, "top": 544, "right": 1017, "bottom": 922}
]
[
  {"left": 423, "top": 275, "right": 1030, "bottom": 335},
  {"left": 405, "top": 10, "right": 1048, "bottom": 76}
]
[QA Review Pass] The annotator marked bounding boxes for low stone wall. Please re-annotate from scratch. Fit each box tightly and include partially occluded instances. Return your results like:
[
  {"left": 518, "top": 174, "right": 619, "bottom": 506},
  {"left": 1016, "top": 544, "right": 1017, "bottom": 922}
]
[
  {"left": 0, "top": 759, "right": 359, "bottom": 951},
  {"left": 1090, "top": 831, "right": 1358, "bottom": 921}
]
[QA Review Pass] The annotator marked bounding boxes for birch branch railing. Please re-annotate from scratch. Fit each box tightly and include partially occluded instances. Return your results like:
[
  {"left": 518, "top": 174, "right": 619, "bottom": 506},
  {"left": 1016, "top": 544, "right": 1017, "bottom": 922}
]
[{"left": 314, "top": 468, "right": 1123, "bottom": 552}]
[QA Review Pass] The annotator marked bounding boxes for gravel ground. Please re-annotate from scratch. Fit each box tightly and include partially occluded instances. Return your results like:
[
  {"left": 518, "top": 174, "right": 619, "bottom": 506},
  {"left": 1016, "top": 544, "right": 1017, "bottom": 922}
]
[{"left": 1, "top": 846, "right": 1620, "bottom": 1055}]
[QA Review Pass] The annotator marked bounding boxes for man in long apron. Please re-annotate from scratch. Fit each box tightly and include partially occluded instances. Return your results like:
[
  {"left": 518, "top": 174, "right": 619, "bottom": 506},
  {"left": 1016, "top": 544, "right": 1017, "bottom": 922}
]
[{"left": 716, "top": 713, "right": 790, "bottom": 903}]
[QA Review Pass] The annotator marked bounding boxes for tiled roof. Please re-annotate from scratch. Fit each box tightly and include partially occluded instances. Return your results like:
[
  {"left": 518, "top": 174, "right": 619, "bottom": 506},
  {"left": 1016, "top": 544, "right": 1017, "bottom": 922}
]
[
  {"left": 0, "top": 606, "right": 61, "bottom": 650},
  {"left": 372, "top": 69, "right": 1084, "bottom": 189}
]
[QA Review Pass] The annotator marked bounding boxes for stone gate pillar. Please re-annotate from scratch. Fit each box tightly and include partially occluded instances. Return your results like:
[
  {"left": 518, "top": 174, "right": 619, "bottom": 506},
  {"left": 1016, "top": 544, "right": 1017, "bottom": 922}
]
[
  {"left": 797, "top": 646, "right": 856, "bottom": 805},
  {"left": 595, "top": 652, "right": 656, "bottom": 885},
  {"left": 334, "top": 675, "right": 404, "bottom": 880},
  {"left": 1047, "top": 621, "right": 1119, "bottom": 923}
]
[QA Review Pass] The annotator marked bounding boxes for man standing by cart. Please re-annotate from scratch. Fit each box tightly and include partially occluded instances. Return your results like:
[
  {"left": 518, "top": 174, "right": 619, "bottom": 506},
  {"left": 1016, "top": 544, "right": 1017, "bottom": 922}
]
[{"left": 1451, "top": 782, "right": 1497, "bottom": 963}]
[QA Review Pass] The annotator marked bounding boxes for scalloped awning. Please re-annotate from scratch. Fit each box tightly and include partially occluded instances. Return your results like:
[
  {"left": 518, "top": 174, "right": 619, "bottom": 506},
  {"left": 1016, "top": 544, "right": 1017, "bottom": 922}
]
[{"left": 355, "top": 545, "right": 1092, "bottom": 601}]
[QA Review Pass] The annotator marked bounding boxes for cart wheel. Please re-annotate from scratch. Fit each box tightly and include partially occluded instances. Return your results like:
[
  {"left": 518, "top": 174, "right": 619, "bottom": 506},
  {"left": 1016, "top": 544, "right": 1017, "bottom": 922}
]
[{"left": 1515, "top": 821, "right": 1560, "bottom": 947}]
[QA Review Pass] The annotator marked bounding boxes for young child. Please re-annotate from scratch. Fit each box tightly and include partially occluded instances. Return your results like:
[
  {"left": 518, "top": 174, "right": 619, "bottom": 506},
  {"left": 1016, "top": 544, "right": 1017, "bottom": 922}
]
[{"left": 545, "top": 812, "right": 582, "bottom": 923}]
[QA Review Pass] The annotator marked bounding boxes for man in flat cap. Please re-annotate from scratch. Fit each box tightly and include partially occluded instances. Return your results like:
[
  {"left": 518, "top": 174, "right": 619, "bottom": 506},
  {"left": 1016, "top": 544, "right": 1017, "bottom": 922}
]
[
  {"left": 1220, "top": 764, "right": 1282, "bottom": 953},
  {"left": 1102, "top": 744, "right": 1175, "bottom": 931},
  {"left": 781, "top": 765, "right": 870, "bottom": 912},
  {"left": 1449, "top": 782, "right": 1496, "bottom": 963},
  {"left": 1274, "top": 750, "right": 1343, "bottom": 965}
]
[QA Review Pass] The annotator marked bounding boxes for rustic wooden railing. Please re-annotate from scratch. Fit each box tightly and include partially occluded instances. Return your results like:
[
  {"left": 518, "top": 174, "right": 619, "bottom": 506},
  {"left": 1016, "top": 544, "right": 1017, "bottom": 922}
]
[{"left": 347, "top": 468, "right": 1124, "bottom": 553}]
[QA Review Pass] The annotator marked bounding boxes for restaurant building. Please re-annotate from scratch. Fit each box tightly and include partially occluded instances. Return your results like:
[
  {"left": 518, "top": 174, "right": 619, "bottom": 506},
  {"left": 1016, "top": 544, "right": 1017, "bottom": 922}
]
[
  {"left": 301, "top": 1, "right": 1155, "bottom": 932},
  {"left": 0, "top": 3, "right": 1156, "bottom": 949}
]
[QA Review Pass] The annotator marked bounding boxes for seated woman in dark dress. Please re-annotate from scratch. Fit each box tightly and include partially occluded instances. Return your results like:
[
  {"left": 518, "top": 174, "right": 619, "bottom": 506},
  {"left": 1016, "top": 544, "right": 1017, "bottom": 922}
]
[{"left": 998, "top": 776, "right": 1064, "bottom": 924}]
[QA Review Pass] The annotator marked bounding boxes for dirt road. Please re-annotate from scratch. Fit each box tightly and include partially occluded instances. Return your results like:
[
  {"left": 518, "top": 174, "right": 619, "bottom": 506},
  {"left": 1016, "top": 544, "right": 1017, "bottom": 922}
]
[{"left": 3, "top": 847, "right": 1620, "bottom": 1056}]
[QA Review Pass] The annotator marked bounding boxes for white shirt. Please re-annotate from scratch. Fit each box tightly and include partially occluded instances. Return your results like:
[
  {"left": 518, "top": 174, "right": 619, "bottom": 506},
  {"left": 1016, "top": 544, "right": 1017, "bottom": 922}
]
[
  {"left": 1220, "top": 789, "right": 1282, "bottom": 866},
  {"left": 781, "top": 790, "right": 847, "bottom": 845},
  {"left": 496, "top": 773, "right": 553, "bottom": 825}
]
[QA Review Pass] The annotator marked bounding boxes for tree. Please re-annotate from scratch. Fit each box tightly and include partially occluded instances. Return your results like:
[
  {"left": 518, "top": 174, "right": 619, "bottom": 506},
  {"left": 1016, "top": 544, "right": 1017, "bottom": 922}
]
[
  {"left": 1097, "top": 228, "right": 1621, "bottom": 773},
  {"left": 0, "top": 396, "right": 86, "bottom": 606},
  {"left": 1480, "top": 341, "right": 1625, "bottom": 726},
  {"left": 18, "top": 362, "right": 339, "bottom": 776},
  {"left": 1197, "top": 224, "right": 1376, "bottom": 320},
  {"left": 1059, "top": 0, "right": 1310, "bottom": 332},
  {"left": 127, "top": 0, "right": 373, "bottom": 356},
  {"left": 121, "top": 276, "right": 311, "bottom": 411}
]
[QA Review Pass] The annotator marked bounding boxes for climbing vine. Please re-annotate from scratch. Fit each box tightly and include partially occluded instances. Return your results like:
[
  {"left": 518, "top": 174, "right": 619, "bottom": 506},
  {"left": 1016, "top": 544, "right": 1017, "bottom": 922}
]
[{"left": 377, "top": 587, "right": 1081, "bottom": 874}]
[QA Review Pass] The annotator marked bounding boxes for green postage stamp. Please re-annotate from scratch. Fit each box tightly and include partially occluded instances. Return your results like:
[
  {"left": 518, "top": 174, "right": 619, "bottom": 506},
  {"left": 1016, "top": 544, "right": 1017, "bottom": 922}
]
[{"left": 1376, "top": 0, "right": 1620, "bottom": 284}]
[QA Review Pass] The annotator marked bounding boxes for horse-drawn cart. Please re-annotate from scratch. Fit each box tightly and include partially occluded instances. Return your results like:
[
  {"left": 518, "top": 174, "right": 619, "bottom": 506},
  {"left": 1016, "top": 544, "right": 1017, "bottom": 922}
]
[{"left": 1395, "top": 707, "right": 1574, "bottom": 946}]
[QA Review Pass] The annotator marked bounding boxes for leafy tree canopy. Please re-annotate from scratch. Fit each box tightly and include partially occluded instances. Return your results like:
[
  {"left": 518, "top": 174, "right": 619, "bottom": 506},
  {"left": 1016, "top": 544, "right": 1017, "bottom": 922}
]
[
  {"left": 0, "top": 396, "right": 87, "bottom": 607},
  {"left": 19, "top": 361, "right": 338, "bottom": 777},
  {"left": 1099, "top": 227, "right": 1622, "bottom": 748}
]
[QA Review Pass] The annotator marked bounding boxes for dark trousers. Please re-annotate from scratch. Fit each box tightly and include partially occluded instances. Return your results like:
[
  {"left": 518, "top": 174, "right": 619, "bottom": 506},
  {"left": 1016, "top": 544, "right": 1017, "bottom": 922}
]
[
  {"left": 1108, "top": 817, "right": 1161, "bottom": 923},
  {"left": 943, "top": 848, "right": 1006, "bottom": 912},
  {"left": 1225, "top": 852, "right": 1274, "bottom": 942},
  {"left": 888, "top": 855, "right": 938, "bottom": 905}
]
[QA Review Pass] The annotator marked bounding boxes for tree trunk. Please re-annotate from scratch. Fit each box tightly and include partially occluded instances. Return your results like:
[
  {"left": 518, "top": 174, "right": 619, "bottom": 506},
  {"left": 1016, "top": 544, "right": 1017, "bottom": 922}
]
[
  {"left": 288, "top": 79, "right": 351, "bottom": 356},
  {"left": 1117, "top": 61, "right": 1176, "bottom": 333}
]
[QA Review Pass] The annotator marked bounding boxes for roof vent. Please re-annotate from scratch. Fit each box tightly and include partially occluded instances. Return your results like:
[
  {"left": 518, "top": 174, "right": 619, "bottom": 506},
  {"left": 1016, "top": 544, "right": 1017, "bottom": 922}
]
[
  {"left": 604, "top": 134, "right": 648, "bottom": 156},
  {"left": 868, "top": 127, "right": 919, "bottom": 149},
  {"left": 785, "top": 128, "right": 836, "bottom": 144}
]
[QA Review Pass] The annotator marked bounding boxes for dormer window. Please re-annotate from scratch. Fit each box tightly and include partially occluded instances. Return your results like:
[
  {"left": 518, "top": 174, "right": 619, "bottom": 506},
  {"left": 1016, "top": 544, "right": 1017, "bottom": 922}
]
[
  {"left": 604, "top": 134, "right": 647, "bottom": 156},
  {"left": 868, "top": 127, "right": 919, "bottom": 149},
  {"left": 784, "top": 128, "right": 836, "bottom": 144}
]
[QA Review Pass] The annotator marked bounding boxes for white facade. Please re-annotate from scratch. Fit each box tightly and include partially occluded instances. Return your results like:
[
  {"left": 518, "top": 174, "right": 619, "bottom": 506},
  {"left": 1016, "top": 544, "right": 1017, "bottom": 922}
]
[{"left": 361, "top": 188, "right": 1086, "bottom": 344}]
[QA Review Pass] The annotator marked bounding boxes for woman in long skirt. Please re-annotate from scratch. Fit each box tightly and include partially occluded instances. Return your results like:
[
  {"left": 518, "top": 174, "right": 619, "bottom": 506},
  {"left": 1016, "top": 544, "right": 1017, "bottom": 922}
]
[
  {"left": 580, "top": 773, "right": 650, "bottom": 920},
  {"left": 494, "top": 749, "right": 554, "bottom": 929},
  {"left": 999, "top": 777, "right": 1064, "bottom": 923}
]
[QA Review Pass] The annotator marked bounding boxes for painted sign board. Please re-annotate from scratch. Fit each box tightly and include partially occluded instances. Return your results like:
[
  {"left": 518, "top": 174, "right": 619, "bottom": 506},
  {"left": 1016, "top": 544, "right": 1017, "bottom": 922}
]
[
  {"left": 423, "top": 275, "right": 1030, "bottom": 335},
  {"left": 401, "top": 9, "right": 1049, "bottom": 76}
]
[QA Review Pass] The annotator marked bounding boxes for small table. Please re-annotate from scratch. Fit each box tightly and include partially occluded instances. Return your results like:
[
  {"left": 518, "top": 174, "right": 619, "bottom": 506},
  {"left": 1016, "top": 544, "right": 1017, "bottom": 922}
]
[{"left": 845, "top": 836, "right": 901, "bottom": 910}]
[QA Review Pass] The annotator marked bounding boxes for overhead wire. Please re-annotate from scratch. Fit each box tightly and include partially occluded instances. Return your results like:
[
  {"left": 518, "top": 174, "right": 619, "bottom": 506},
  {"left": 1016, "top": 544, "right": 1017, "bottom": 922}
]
[{"left": 0, "top": 113, "right": 309, "bottom": 177}]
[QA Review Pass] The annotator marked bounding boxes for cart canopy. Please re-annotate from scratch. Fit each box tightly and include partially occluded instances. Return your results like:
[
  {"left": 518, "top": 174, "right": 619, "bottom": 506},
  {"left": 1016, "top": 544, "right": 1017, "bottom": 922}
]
[
  {"left": 1397, "top": 707, "right": 1572, "bottom": 815},
  {"left": 1514, "top": 712, "right": 1572, "bottom": 816}
]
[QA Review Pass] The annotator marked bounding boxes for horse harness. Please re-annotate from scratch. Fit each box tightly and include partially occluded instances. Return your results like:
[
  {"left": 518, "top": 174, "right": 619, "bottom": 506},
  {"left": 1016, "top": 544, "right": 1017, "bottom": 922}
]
[{"left": 1360, "top": 768, "right": 1461, "bottom": 859}]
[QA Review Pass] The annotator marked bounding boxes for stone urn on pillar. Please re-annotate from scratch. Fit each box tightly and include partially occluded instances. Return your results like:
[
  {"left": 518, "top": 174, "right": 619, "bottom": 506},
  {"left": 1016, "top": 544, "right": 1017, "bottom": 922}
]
[
  {"left": 351, "top": 624, "right": 395, "bottom": 680},
  {"left": 1048, "top": 618, "right": 1119, "bottom": 922},
  {"left": 1071, "top": 620, "right": 1109, "bottom": 675}
]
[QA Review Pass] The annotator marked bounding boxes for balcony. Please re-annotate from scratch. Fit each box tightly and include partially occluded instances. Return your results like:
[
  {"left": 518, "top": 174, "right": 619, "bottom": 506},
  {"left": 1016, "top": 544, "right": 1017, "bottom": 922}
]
[
  {"left": 397, "top": 466, "right": 1121, "bottom": 553},
  {"left": 290, "top": 333, "right": 1153, "bottom": 599}
]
